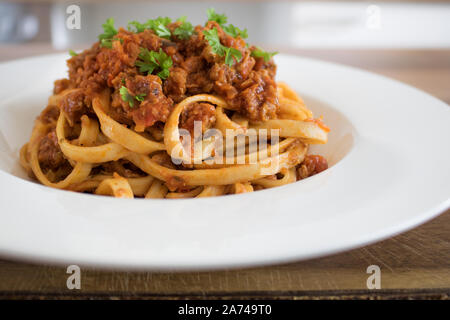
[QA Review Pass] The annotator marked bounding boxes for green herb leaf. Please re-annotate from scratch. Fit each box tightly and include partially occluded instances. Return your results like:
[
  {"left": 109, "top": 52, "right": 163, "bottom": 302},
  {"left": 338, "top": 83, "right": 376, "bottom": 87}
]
[
  {"left": 224, "top": 47, "right": 242, "bottom": 67},
  {"left": 251, "top": 47, "right": 278, "bottom": 62},
  {"left": 127, "top": 20, "right": 147, "bottom": 33},
  {"left": 203, "top": 28, "right": 226, "bottom": 56},
  {"left": 135, "top": 48, "right": 173, "bottom": 80},
  {"left": 135, "top": 93, "right": 147, "bottom": 102},
  {"left": 152, "top": 23, "right": 171, "bottom": 39},
  {"left": 69, "top": 49, "right": 78, "bottom": 57},
  {"left": 100, "top": 39, "right": 112, "bottom": 48},
  {"left": 206, "top": 9, "right": 248, "bottom": 40},
  {"left": 98, "top": 18, "right": 118, "bottom": 48},
  {"left": 223, "top": 24, "right": 248, "bottom": 39},
  {"left": 203, "top": 28, "right": 243, "bottom": 67},
  {"left": 136, "top": 48, "right": 158, "bottom": 74},
  {"left": 174, "top": 21, "right": 194, "bottom": 40},
  {"left": 100, "top": 37, "right": 123, "bottom": 48},
  {"left": 120, "top": 86, "right": 135, "bottom": 107},
  {"left": 176, "top": 16, "right": 187, "bottom": 23},
  {"left": 206, "top": 8, "right": 227, "bottom": 26},
  {"left": 119, "top": 86, "right": 147, "bottom": 107},
  {"left": 154, "top": 17, "right": 172, "bottom": 26},
  {"left": 128, "top": 17, "right": 172, "bottom": 39}
]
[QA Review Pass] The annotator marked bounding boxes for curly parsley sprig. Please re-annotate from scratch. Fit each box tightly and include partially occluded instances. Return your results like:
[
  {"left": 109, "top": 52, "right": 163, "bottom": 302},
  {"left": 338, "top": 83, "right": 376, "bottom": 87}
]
[
  {"left": 127, "top": 21, "right": 147, "bottom": 33},
  {"left": 206, "top": 9, "right": 248, "bottom": 39},
  {"left": 251, "top": 47, "right": 278, "bottom": 62},
  {"left": 128, "top": 17, "right": 172, "bottom": 39},
  {"left": 224, "top": 47, "right": 242, "bottom": 67},
  {"left": 135, "top": 48, "right": 173, "bottom": 80},
  {"left": 206, "top": 8, "right": 227, "bottom": 26},
  {"left": 203, "top": 28, "right": 242, "bottom": 67},
  {"left": 223, "top": 24, "right": 248, "bottom": 39},
  {"left": 174, "top": 20, "right": 194, "bottom": 40},
  {"left": 120, "top": 86, "right": 146, "bottom": 108},
  {"left": 98, "top": 18, "right": 120, "bottom": 48},
  {"left": 203, "top": 28, "right": 226, "bottom": 55}
]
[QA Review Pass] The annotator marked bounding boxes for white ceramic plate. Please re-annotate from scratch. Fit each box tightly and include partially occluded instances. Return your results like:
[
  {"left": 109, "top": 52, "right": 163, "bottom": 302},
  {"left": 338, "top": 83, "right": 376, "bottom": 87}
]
[{"left": 0, "top": 53, "right": 449, "bottom": 270}]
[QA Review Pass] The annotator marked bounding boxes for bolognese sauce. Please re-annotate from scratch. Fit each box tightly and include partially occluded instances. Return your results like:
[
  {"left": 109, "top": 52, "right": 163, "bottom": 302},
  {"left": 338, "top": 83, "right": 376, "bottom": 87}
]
[{"left": 22, "top": 9, "right": 329, "bottom": 198}]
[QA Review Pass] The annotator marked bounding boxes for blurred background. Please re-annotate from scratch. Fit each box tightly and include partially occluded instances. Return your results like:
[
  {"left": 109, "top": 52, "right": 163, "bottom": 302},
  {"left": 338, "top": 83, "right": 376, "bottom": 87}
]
[
  {"left": 0, "top": 1, "right": 449, "bottom": 102},
  {"left": 1, "top": 0, "right": 449, "bottom": 51}
]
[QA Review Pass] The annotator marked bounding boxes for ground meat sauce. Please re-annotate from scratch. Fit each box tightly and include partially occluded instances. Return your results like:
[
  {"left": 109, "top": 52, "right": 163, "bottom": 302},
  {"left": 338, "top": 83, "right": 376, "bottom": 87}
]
[
  {"left": 180, "top": 102, "right": 216, "bottom": 133},
  {"left": 297, "top": 155, "right": 329, "bottom": 180},
  {"left": 101, "top": 160, "right": 145, "bottom": 178},
  {"left": 39, "top": 105, "right": 60, "bottom": 124},
  {"left": 59, "top": 89, "right": 90, "bottom": 126},
  {"left": 56, "top": 21, "right": 278, "bottom": 130},
  {"left": 28, "top": 14, "right": 331, "bottom": 194},
  {"left": 38, "top": 130, "right": 66, "bottom": 170}
]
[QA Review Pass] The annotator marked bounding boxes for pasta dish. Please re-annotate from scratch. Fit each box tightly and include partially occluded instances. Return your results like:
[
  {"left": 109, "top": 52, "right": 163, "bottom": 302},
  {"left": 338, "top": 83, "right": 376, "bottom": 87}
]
[{"left": 20, "top": 10, "right": 330, "bottom": 198}]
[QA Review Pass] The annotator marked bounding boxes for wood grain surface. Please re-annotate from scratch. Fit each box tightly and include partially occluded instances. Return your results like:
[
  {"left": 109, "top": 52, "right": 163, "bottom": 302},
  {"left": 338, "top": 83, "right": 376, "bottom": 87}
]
[{"left": 0, "top": 46, "right": 448, "bottom": 299}]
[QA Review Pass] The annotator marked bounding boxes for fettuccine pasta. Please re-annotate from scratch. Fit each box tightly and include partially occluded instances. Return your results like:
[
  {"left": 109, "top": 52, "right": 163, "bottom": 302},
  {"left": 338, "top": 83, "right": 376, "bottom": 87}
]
[{"left": 20, "top": 12, "right": 330, "bottom": 199}]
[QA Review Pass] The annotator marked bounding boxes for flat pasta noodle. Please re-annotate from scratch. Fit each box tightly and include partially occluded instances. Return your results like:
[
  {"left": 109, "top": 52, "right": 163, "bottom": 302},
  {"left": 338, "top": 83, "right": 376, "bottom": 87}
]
[
  {"left": 215, "top": 105, "right": 247, "bottom": 135},
  {"left": 125, "top": 139, "right": 307, "bottom": 189},
  {"left": 197, "top": 185, "right": 226, "bottom": 197},
  {"left": 56, "top": 111, "right": 130, "bottom": 163},
  {"left": 22, "top": 81, "right": 328, "bottom": 198},
  {"left": 166, "top": 187, "right": 203, "bottom": 199},
  {"left": 145, "top": 179, "right": 169, "bottom": 198},
  {"left": 252, "top": 167, "right": 297, "bottom": 188},
  {"left": 249, "top": 119, "right": 328, "bottom": 144},
  {"left": 93, "top": 94, "right": 165, "bottom": 155},
  {"left": 95, "top": 173, "right": 134, "bottom": 198},
  {"left": 193, "top": 137, "right": 297, "bottom": 169},
  {"left": 229, "top": 182, "right": 254, "bottom": 194},
  {"left": 163, "top": 94, "right": 229, "bottom": 163},
  {"left": 68, "top": 175, "right": 154, "bottom": 196},
  {"left": 26, "top": 116, "right": 92, "bottom": 189}
]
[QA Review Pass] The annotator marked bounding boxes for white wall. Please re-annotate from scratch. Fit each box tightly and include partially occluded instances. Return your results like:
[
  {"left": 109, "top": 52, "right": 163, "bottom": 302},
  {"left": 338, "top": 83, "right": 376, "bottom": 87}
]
[{"left": 50, "top": 1, "right": 450, "bottom": 49}]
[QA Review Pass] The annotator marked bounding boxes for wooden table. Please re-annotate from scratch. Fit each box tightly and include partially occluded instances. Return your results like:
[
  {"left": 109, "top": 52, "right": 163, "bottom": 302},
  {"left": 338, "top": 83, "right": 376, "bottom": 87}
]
[{"left": 0, "top": 46, "right": 449, "bottom": 299}]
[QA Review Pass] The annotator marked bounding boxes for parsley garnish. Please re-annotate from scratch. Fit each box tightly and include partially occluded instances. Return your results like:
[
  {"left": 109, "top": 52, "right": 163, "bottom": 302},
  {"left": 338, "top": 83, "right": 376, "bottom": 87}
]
[
  {"left": 99, "top": 18, "right": 118, "bottom": 48},
  {"left": 224, "top": 47, "right": 242, "bottom": 67},
  {"left": 203, "top": 28, "right": 225, "bottom": 55},
  {"left": 206, "top": 8, "right": 227, "bottom": 25},
  {"left": 205, "top": 9, "right": 247, "bottom": 39},
  {"left": 174, "top": 21, "right": 194, "bottom": 40},
  {"left": 127, "top": 21, "right": 147, "bottom": 33},
  {"left": 152, "top": 22, "right": 171, "bottom": 39},
  {"left": 251, "top": 47, "right": 278, "bottom": 62},
  {"left": 203, "top": 28, "right": 242, "bottom": 67},
  {"left": 127, "top": 17, "right": 172, "bottom": 39},
  {"left": 135, "top": 48, "right": 173, "bottom": 80},
  {"left": 120, "top": 86, "right": 134, "bottom": 107},
  {"left": 120, "top": 86, "right": 146, "bottom": 108},
  {"left": 154, "top": 17, "right": 172, "bottom": 26},
  {"left": 135, "top": 94, "right": 146, "bottom": 102},
  {"left": 69, "top": 49, "right": 78, "bottom": 57},
  {"left": 223, "top": 24, "right": 248, "bottom": 39}
]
